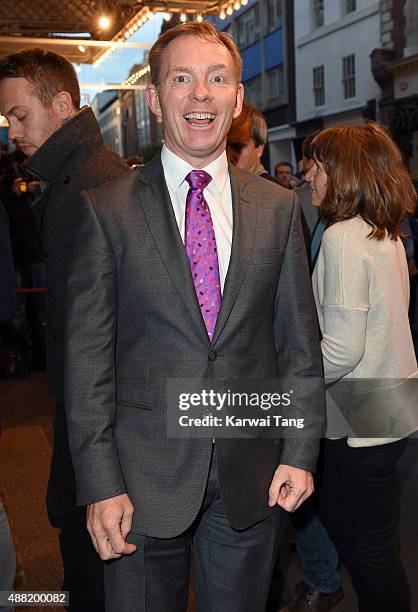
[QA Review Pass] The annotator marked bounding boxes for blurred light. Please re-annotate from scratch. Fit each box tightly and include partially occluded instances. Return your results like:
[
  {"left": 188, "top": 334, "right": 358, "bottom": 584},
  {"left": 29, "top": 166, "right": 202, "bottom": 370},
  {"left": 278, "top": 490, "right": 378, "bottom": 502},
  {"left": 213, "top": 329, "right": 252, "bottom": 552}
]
[
  {"left": 241, "top": 0, "right": 248, "bottom": 4},
  {"left": 219, "top": 9, "right": 226, "bottom": 19},
  {"left": 196, "top": 13, "right": 203, "bottom": 22},
  {"left": 75, "top": 64, "right": 82, "bottom": 73},
  {"left": 234, "top": 1, "right": 240, "bottom": 9},
  {"left": 98, "top": 15, "right": 111, "bottom": 29},
  {"left": 162, "top": 12, "right": 171, "bottom": 21},
  {"left": 180, "top": 12, "right": 187, "bottom": 22},
  {"left": 78, "top": 45, "right": 86, "bottom": 53},
  {"left": 226, "top": 6, "right": 233, "bottom": 15}
]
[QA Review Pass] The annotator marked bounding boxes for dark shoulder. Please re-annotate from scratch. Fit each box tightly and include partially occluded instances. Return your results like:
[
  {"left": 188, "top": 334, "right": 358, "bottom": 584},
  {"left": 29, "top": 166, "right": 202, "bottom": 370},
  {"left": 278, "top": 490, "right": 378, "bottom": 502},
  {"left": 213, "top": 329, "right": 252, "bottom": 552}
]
[
  {"left": 82, "top": 164, "right": 143, "bottom": 206},
  {"left": 231, "top": 165, "right": 295, "bottom": 208}
]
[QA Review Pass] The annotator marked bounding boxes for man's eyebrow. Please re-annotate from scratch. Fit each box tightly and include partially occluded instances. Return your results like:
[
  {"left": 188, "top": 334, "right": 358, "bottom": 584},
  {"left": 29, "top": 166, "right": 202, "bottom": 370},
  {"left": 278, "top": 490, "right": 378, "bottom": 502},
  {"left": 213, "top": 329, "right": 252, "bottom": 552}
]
[
  {"left": 2, "top": 105, "right": 27, "bottom": 116},
  {"left": 169, "top": 63, "right": 229, "bottom": 73}
]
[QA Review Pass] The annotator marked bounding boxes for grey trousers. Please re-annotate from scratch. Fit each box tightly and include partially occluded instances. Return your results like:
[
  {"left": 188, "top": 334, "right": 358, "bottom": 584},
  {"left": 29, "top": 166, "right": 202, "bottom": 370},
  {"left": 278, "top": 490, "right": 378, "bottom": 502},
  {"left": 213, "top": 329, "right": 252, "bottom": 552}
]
[
  {"left": 104, "top": 450, "right": 282, "bottom": 612},
  {"left": 0, "top": 502, "right": 15, "bottom": 612}
]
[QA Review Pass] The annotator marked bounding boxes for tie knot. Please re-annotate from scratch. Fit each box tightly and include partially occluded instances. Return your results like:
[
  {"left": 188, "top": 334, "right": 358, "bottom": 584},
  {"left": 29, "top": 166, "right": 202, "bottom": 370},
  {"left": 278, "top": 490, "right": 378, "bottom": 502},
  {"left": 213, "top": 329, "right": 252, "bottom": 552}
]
[{"left": 186, "top": 169, "right": 212, "bottom": 191}]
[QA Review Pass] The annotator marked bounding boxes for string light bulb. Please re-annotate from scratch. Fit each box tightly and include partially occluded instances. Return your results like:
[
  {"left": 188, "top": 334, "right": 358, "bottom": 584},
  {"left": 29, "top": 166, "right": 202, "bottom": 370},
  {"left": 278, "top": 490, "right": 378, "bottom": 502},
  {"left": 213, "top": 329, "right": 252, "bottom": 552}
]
[{"left": 180, "top": 12, "right": 187, "bottom": 22}]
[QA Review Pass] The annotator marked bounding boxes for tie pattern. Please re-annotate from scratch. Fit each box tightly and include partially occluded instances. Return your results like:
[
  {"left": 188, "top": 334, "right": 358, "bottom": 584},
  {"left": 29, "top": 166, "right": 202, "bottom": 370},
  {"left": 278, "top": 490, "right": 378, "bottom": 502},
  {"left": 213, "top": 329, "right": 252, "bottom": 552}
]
[{"left": 185, "top": 170, "right": 221, "bottom": 340}]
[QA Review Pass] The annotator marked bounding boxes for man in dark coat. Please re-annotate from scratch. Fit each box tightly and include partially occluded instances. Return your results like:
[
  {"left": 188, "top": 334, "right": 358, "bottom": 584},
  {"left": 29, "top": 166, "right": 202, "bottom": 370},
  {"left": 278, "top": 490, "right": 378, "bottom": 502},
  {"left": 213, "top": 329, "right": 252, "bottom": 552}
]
[{"left": 0, "top": 49, "right": 129, "bottom": 611}]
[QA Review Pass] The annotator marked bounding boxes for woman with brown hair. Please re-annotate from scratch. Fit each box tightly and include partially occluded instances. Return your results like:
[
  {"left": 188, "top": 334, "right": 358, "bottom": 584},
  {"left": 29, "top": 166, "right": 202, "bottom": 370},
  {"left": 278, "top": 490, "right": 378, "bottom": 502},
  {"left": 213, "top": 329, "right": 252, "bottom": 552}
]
[{"left": 306, "top": 122, "right": 418, "bottom": 612}]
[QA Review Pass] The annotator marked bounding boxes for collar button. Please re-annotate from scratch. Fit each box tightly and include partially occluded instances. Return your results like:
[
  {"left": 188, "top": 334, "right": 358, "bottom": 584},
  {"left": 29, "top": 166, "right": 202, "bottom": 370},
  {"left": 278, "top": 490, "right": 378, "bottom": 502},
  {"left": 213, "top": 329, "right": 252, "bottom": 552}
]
[{"left": 63, "top": 175, "right": 71, "bottom": 184}]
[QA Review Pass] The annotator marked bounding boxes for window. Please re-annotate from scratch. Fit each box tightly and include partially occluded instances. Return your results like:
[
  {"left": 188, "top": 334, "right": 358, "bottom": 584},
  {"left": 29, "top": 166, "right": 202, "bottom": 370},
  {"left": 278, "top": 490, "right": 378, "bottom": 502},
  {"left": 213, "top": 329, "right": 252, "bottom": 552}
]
[
  {"left": 266, "top": 66, "right": 285, "bottom": 104},
  {"left": 236, "top": 5, "right": 260, "bottom": 49},
  {"left": 243, "top": 75, "right": 262, "bottom": 108},
  {"left": 313, "top": 65, "right": 325, "bottom": 106},
  {"left": 345, "top": 0, "right": 356, "bottom": 14},
  {"left": 312, "top": 0, "right": 324, "bottom": 28},
  {"left": 342, "top": 54, "right": 356, "bottom": 99},
  {"left": 266, "top": 0, "right": 283, "bottom": 32}
]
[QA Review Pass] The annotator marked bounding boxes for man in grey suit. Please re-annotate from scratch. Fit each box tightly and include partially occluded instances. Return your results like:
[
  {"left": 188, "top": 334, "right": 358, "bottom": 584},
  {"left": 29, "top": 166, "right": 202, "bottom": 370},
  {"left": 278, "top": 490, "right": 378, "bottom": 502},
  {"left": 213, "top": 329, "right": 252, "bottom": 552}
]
[{"left": 65, "top": 21, "right": 324, "bottom": 612}]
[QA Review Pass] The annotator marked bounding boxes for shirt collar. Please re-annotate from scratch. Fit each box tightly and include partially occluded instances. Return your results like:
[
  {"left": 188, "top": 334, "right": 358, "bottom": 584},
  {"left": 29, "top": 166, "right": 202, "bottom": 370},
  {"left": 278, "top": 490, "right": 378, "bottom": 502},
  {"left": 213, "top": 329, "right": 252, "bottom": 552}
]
[{"left": 161, "top": 144, "right": 228, "bottom": 196}]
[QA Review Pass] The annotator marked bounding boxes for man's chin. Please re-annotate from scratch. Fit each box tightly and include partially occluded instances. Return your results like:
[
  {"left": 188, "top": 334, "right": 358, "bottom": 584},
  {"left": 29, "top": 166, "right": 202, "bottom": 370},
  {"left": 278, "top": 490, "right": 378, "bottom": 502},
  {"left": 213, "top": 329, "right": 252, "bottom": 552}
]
[{"left": 17, "top": 145, "right": 35, "bottom": 157}]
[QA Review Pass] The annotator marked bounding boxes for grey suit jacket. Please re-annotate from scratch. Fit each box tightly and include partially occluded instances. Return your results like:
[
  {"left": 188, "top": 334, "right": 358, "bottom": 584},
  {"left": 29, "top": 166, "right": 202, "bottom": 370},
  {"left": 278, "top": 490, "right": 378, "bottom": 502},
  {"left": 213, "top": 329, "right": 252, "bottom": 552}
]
[{"left": 64, "top": 154, "right": 324, "bottom": 537}]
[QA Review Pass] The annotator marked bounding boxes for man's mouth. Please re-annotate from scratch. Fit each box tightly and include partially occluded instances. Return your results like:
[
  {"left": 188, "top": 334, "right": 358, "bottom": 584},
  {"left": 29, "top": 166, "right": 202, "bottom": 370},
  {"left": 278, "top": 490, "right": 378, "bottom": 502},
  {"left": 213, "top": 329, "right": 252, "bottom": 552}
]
[{"left": 184, "top": 112, "right": 215, "bottom": 126}]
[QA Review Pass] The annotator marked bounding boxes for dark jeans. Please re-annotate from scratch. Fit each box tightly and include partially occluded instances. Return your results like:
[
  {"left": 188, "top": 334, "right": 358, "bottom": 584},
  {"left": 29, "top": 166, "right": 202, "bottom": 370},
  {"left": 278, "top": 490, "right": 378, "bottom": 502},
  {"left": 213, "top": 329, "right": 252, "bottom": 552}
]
[
  {"left": 291, "top": 495, "right": 341, "bottom": 593},
  {"left": 104, "top": 448, "right": 282, "bottom": 612},
  {"left": 320, "top": 438, "right": 409, "bottom": 612},
  {"left": 46, "top": 402, "right": 104, "bottom": 612}
]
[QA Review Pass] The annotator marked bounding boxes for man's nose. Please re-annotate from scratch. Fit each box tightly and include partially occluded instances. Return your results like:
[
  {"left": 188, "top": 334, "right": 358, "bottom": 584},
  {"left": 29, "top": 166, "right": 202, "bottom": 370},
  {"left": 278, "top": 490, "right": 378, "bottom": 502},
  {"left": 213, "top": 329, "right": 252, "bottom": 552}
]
[
  {"left": 190, "top": 78, "right": 211, "bottom": 101},
  {"left": 7, "top": 121, "right": 22, "bottom": 142}
]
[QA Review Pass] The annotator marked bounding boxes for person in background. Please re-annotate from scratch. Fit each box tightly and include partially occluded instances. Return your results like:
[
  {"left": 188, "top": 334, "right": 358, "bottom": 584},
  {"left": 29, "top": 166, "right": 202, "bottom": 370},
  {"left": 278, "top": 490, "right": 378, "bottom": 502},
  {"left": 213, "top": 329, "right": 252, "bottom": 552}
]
[
  {"left": 227, "top": 117, "right": 343, "bottom": 612},
  {"left": 226, "top": 101, "right": 273, "bottom": 179},
  {"left": 275, "top": 161, "right": 294, "bottom": 189},
  {"left": 307, "top": 123, "right": 418, "bottom": 612},
  {"left": 279, "top": 132, "right": 343, "bottom": 612},
  {"left": 0, "top": 48, "right": 129, "bottom": 611},
  {"left": 0, "top": 201, "right": 17, "bottom": 612}
]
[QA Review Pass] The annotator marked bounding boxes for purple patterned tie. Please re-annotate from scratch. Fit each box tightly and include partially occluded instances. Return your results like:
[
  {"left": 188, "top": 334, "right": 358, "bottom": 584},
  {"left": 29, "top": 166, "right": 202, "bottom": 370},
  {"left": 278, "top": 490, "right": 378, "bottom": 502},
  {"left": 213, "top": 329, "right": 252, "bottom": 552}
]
[{"left": 185, "top": 170, "right": 221, "bottom": 341}]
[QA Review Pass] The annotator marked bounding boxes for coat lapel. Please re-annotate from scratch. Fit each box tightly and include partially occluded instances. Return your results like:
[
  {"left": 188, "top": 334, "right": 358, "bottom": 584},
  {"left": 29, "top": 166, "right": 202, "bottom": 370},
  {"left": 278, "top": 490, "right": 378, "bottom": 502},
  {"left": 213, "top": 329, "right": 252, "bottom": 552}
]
[
  {"left": 138, "top": 156, "right": 257, "bottom": 347},
  {"left": 211, "top": 165, "right": 256, "bottom": 346},
  {"left": 138, "top": 155, "right": 210, "bottom": 344}
]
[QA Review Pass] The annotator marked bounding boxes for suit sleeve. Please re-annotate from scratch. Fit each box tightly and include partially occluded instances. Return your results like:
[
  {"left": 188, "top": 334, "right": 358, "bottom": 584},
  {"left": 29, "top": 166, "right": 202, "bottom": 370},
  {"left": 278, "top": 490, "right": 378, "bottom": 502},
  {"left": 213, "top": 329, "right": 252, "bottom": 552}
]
[
  {"left": 0, "top": 203, "right": 16, "bottom": 325},
  {"left": 273, "top": 191, "right": 325, "bottom": 473},
  {"left": 64, "top": 192, "right": 126, "bottom": 505}
]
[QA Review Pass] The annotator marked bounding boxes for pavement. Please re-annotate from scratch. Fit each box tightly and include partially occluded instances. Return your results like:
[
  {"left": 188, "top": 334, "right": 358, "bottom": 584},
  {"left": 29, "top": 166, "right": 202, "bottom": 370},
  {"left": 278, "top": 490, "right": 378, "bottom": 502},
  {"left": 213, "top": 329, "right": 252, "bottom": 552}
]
[{"left": 0, "top": 372, "right": 417, "bottom": 612}]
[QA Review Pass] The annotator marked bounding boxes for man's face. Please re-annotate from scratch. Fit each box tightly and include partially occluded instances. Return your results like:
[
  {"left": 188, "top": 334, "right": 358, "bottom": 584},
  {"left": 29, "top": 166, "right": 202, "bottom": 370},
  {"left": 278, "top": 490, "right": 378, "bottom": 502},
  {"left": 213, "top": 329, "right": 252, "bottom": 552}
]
[
  {"left": 0, "top": 77, "right": 64, "bottom": 157},
  {"left": 227, "top": 121, "right": 264, "bottom": 173},
  {"left": 275, "top": 164, "right": 293, "bottom": 188},
  {"left": 146, "top": 35, "right": 243, "bottom": 168}
]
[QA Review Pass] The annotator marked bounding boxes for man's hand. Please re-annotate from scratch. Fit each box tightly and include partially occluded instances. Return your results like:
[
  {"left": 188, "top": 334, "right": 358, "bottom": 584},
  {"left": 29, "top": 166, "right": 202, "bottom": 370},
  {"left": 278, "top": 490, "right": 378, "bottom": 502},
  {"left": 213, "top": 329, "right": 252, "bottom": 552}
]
[
  {"left": 87, "top": 493, "right": 137, "bottom": 560},
  {"left": 268, "top": 464, "right": 314, "bottom": 512}
]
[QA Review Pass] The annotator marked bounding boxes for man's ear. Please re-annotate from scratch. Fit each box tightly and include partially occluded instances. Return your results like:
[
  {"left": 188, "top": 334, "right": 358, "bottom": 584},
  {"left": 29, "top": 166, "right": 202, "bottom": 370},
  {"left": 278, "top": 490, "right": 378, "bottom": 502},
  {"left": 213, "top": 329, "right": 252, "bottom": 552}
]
[
  {"left": 51, "top": 91, "right": 75, "bottom": 120},
  {"left": 146, "top": 84, "right": 162, "bottom": 118},
  {"left": 233, "top": 83, "right": 244, "bottom": 119},
  {"left": 256, "top": 143, "right": 265, "bottom": 160}
]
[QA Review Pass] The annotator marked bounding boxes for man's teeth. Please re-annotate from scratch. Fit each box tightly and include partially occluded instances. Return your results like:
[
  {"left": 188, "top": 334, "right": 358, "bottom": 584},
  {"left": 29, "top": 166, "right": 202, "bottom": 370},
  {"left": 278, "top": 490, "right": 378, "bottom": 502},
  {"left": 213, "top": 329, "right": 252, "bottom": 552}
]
[{"left": 184, "top": 113, "right": 215, "bottom": 120}]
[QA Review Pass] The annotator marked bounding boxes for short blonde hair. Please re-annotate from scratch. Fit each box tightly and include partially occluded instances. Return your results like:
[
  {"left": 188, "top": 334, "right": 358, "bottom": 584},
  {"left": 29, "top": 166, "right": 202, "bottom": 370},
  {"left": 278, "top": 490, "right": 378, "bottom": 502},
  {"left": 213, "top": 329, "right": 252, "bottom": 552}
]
[{"left": 148, "top": 21, "right": 243, "bottom": 88}]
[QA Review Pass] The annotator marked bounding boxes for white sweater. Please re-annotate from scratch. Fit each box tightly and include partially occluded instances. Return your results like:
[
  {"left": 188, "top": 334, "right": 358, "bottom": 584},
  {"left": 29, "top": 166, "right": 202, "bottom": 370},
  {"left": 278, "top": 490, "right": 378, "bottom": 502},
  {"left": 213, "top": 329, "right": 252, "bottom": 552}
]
[{"left": 312, "top": 216, "right": 418, "bottom": 447}]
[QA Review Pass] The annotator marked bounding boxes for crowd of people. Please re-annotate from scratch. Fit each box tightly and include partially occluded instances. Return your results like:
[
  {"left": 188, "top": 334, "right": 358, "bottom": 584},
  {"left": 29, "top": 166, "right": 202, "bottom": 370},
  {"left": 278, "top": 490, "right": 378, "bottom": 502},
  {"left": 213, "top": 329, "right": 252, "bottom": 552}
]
[{"left": 0, "top": 19, "right": 417, "bottom": 612}]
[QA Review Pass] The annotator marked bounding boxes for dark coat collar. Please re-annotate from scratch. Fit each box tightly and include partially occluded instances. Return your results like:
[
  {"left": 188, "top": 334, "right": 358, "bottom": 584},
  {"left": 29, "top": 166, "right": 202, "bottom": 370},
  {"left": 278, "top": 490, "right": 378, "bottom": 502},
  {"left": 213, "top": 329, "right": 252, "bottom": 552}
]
[{"left": 26, "top": 106, "right": 104, "bottom": 183}]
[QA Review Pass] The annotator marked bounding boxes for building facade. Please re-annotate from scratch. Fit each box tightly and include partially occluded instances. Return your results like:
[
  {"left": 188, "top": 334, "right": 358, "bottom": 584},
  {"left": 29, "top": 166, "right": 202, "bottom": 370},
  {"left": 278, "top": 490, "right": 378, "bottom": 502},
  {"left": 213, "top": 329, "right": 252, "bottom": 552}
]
[
  {"left": 294, "top": 0, "right": 381, "bottom": 158},
  {"left": 212, "top": 0, "right": 296, "bottom": 173},
  {"left": 372, "top": 0, "right": 418, "bottom": 179},
  {"left": 92, "top": 90, "right": 124, "bottom": 157}
]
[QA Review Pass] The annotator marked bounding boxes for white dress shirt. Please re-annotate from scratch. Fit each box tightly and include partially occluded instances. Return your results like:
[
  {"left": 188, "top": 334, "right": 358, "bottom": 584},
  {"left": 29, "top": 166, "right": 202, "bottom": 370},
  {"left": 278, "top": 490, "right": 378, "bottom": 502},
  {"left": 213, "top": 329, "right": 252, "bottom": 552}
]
[{"left": 161, "top": 144, "right": 233, "bottom": 292}]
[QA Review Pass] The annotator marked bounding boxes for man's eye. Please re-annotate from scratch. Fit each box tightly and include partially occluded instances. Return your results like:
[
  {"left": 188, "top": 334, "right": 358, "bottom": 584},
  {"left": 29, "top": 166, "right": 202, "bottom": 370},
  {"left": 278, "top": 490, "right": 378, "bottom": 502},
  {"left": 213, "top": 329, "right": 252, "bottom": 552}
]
[
  {"left": 174, "top": 75, "right": 188, "bottom": 83},
  {"left": 213, "top": 75, "right": 225, "bottom": 83}
]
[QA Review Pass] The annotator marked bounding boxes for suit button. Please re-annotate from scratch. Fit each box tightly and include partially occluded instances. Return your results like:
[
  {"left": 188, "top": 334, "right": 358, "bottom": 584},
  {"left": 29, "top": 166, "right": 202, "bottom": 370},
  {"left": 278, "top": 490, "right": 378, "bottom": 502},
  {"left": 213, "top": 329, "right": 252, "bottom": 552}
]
[
  {"left": 208, "top": 351, "right": 217, "bottom": 362},
  {"left": 63, "top": 175, "right": 71, "bottom": 184},
  {"left": 52, "top": 330, "right": 57, "bottom": 340}
]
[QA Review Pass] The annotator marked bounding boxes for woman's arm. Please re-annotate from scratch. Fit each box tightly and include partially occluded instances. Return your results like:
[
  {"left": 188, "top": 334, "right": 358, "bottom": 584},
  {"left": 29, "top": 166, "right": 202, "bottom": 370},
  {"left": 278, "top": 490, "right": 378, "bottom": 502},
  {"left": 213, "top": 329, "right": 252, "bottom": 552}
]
[{"left": 314, "top": 222, "right": 369, "bottom": 382}]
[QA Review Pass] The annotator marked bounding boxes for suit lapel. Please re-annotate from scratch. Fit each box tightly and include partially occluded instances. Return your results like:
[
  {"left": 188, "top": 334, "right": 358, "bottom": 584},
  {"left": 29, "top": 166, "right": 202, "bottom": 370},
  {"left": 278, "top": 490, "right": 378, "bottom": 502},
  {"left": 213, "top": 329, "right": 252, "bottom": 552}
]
[
  {"left": 138, "top": 156, "right": 257, "bottom": 347},
  {"left": 211, "top": 165, "right": 256, "bottom": 346},
  {"left": 138, "top": 155, "right": 210, "bottom": 344}
]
